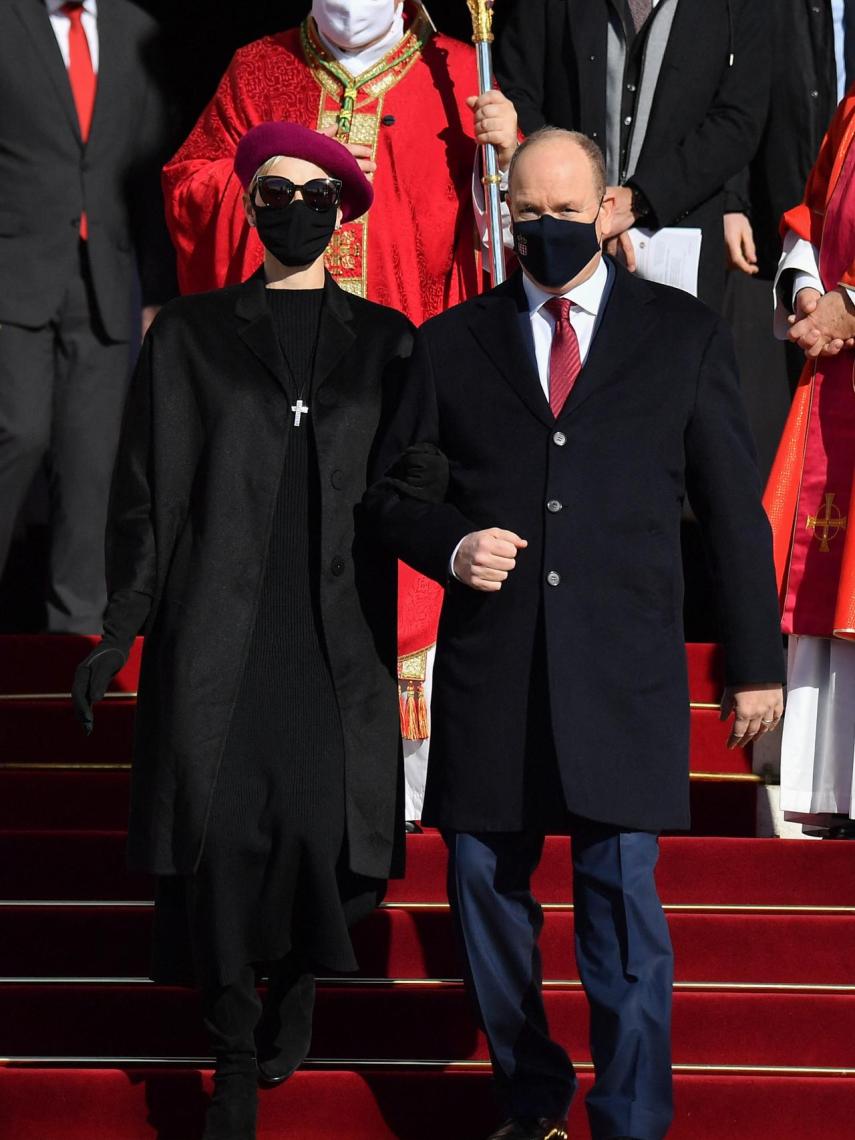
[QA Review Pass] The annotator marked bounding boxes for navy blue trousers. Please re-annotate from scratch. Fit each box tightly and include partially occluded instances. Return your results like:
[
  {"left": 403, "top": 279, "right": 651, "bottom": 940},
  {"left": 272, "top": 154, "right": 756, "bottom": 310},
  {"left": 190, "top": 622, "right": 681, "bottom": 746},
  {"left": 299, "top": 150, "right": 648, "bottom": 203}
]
[{"left": 445, "top": 821, "right": 674, "bottom": 1140}]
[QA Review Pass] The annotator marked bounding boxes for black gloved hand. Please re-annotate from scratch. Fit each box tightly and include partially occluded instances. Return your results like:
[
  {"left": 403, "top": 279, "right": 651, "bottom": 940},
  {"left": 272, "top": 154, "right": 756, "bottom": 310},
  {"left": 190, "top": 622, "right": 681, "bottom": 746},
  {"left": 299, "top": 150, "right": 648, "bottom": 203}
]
[
  {"left": 386, "top": 442, "right": 449, "bottom": 503},
  {"left": 71, "top": 643, "right": 128, "bottom": 735}
]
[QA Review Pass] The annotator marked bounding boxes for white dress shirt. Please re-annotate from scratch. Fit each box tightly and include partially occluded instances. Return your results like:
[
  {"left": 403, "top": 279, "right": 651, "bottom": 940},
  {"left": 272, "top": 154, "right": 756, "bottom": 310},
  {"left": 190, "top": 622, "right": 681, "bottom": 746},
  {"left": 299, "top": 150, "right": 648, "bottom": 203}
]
[
  {"left": 450, "top": 257, "right": 610, "bottom": 576},
  {"left": 46, "top": 0, "right": 99, "bottom": 74},
  {"left": 521, "top": 256, "right": 610, "bottom": 399}
]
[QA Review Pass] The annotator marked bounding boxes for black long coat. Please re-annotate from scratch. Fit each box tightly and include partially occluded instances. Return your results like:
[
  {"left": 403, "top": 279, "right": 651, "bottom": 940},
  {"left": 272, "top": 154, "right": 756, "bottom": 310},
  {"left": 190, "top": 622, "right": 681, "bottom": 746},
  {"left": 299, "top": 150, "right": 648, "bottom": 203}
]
[
  {"left": 365, "top": 264, "right": 785, "bottom": 834},
  {"left": 494, "top": 0, "right": 770, "bottom": 309},
  {"left": 725, "top": 0, "right": 837, "bottom": 280},
  {"left": 103, "top": 273, "right": 413, "bottom": 878}
]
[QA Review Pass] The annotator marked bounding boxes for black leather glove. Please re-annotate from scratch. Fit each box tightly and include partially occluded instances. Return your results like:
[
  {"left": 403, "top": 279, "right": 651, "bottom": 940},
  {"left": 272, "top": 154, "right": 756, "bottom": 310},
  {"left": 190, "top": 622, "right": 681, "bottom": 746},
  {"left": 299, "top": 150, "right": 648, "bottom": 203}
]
[
  {"left": 71, "top": 643, "right": 128, "bottom": 735},
  {"left": 385, "top": 442, "right": 449, "bottom": 503}
]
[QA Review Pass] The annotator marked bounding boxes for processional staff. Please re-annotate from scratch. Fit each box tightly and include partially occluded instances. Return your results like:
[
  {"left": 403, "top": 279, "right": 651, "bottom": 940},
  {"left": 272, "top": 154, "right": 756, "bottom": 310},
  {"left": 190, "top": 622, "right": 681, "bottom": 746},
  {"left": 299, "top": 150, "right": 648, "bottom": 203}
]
[{"left": 466, "top": 0, "right": 506, "bottom": 285}]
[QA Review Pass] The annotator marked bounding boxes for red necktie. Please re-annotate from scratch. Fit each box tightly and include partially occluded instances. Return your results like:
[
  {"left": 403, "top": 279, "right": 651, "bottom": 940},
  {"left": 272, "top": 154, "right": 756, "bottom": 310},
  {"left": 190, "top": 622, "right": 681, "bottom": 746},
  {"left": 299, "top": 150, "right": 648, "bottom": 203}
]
[
  {"left": 628, "top": 0, "right": 653, "bottom": 32},
  {"left": 544, "top": 298, "right": 582, "bottom": 418},
  {"left": 63, "top": 2, "right": 96, "bottom": 238}
]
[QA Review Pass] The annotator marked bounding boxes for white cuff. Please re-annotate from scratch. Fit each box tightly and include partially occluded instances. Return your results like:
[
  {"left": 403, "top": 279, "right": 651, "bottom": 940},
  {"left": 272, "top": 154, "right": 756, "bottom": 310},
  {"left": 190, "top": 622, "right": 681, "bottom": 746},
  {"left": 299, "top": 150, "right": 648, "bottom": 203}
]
[
  {"left": 449, "top": 536, "right": 466, "bottom": 581},
  {"left": 773, "top": 232, "right": 822, "bottom": 339},
  {"left": 472, "top": 154, "right": 514, "bottom": 254}
]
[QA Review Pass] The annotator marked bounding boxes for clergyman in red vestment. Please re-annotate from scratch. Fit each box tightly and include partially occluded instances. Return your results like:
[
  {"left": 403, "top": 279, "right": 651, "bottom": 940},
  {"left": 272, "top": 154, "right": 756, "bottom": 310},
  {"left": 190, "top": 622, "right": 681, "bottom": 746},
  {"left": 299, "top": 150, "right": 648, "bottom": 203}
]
[
  {"left": 767, "top": 87, "right": 855, "bottom": 837},
  {"left": 162, "top": 0, "right": 520, "bottom": 823}
]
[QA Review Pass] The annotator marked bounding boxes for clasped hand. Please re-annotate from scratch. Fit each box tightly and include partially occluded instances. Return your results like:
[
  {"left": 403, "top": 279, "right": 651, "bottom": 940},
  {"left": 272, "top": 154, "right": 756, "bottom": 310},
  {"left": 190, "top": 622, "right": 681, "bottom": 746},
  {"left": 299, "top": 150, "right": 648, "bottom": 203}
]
[
  {"left": 789, "top": 286, "right": 855, "bottom": 358},
  {"left": 720, "top": 684, "right": 784, "bottom": 750}
]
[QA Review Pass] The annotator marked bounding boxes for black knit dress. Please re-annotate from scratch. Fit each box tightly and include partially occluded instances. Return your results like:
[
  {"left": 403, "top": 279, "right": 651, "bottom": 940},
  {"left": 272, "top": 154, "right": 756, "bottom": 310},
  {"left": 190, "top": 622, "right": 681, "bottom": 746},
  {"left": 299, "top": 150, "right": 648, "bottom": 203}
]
[{"left": 156, "top": 286, "right": 373, "bottom": 989}]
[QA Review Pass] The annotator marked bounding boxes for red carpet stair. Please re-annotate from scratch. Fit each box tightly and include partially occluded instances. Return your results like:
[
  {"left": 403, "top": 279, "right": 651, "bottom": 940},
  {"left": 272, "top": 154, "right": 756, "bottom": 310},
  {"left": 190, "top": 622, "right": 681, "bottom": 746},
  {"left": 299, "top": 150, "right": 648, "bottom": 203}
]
[{"left": 1, "top": 636, "right": 854, "bottom": 1138}]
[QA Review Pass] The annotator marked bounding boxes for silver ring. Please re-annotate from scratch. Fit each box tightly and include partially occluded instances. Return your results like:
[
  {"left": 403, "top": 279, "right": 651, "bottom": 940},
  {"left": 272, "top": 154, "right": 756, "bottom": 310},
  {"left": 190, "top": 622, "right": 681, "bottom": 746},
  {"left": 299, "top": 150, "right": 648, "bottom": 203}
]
[{"left": 761, "top": 718, "right": 774, "bottom": 725}]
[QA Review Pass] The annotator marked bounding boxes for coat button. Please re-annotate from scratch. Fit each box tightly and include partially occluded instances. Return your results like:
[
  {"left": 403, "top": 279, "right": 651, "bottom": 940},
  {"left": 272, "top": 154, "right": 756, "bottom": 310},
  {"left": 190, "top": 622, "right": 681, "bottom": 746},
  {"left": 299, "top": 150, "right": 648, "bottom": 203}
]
[
  {"left": 546, "top": 570, "right": 561, "bottom": 587},
  {"left": 547, "top": 499, "right": 563, "bottom": 513},
  {"left": 331, "top": 469, "right": 344, "bottom": 489},
  {"left": 553, "top": 431, "right": 567, "bottom": 447},
  {"left": 331, "top": 556, "right": 345, "bottom": 577}
]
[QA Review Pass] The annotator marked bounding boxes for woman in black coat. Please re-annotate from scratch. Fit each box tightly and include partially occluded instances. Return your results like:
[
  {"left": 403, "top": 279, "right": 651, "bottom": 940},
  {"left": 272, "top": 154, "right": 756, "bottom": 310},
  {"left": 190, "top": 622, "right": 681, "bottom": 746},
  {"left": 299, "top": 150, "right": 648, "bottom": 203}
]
[{"left": 73, "top": 122, "right": 413, "bottom": 1140}]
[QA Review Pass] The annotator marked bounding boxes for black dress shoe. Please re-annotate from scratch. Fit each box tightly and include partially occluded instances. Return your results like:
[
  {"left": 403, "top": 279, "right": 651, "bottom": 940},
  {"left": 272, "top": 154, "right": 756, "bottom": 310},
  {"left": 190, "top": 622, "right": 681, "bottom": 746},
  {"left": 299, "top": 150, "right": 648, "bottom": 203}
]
[
  {"left": 255, "top": 965, "right": 315, "bottom": 1087},
  {"left": 825, "top": 822, "right": 855, "bottom": 839},
  {"left": 404, "top": 820, "right": 423, "bottom": 834},
  {"left": 487, "top": 1119, "right": 569, "bottom": 1140}
]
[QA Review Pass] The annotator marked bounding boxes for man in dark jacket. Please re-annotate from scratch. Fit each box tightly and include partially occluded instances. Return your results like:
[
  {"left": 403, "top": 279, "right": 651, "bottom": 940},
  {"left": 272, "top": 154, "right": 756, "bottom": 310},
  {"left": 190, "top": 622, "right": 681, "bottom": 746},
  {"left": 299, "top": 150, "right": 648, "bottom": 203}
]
[
  {"left": 366, "top": 128, "right": 785, "bottom": 1140},
  {"left": 721, "top": 0, "right": 838, "bottom": 478},
  {"left": 495, "top": 0, "right": 770, "bottom": 310},
  {"left": 0, "top": 0, "right": 176, "bottom": 631}
]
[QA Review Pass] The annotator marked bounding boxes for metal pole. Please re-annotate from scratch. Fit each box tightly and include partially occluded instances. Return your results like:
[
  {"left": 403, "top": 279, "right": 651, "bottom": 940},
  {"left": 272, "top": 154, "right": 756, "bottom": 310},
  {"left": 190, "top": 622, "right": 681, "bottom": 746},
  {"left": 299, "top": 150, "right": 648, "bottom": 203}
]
[{"left": 467, "top": 1, "right": 506, "bottom": 285}]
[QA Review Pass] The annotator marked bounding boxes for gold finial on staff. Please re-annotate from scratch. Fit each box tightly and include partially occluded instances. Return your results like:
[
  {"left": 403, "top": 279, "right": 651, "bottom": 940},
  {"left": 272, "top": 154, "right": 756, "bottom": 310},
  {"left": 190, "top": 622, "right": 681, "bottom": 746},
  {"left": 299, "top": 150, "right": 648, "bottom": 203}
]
[{"left": 466, "top": 0, "right": 496, "bottom": 45}]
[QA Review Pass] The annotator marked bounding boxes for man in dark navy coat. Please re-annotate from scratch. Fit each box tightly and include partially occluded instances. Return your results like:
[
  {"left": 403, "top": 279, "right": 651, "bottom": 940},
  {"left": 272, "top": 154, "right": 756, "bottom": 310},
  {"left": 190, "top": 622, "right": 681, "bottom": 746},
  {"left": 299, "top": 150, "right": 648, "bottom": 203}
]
[{"left": 366, "top": 129, "right": 786, "bottom": 1140}]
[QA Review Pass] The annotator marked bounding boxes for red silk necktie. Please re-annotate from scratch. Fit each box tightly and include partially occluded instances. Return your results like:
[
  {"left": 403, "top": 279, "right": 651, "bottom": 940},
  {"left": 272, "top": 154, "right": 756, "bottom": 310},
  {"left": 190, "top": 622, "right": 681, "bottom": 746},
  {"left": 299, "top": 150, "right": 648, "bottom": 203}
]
[
  {"left": 544, "top": 297, "right": 582, "bottom": 418},
  {"left": 627, "top": 0, "right": 653, "bottom": 32},
  {"left": 63, "top": 2, "right": 96, "bottom": 238}
]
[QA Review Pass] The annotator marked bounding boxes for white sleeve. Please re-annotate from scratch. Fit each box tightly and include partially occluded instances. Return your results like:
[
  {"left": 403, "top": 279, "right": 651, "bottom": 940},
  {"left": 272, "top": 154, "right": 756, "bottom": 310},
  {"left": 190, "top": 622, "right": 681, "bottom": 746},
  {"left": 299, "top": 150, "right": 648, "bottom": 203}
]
[
  {"left": 773, "top": 231, "right": 823, "bottom": 340},
  {"left": 472, "top": 153, "right": 514, "bottom": 253},
  {"left": 449, "top": 536, "right": 466, "bottom": 581}
]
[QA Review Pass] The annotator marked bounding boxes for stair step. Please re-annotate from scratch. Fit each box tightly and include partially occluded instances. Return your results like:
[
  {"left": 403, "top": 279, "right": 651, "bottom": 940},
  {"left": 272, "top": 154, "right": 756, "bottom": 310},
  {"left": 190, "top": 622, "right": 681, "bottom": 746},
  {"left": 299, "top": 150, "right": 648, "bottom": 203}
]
[
  {"left": 0, "top": 637, "right": 726, "bottom": 702},
  {"left": 0, "top": 771, "right": 131, "bottom": 830},
  {"left": 1, "top": 834, "right": 852, "bottom": 907},
  {"left": 2, "top": 906, "right": 854, "bottom": 987},
  {"left": 0, "top": 701, "right": 751, "bottom": 774},
  {"left": 1, "top": 1066, "right": 853, "bottom": 1140},
  {"left": 0, "top": 700, "right": 135, "bottom": 766},
  {"left": 0, "top": 770, "right": 759, "bottom": 835},
  {"left": 2, "top": 984, "right": 854, "bottom": 1068}
]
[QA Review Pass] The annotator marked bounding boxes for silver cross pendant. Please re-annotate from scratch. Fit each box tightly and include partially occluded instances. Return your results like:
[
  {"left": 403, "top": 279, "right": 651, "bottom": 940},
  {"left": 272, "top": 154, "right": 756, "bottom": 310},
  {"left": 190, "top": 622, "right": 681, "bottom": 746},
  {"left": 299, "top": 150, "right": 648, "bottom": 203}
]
[{"left": 291, "top": 399, "right": 310, "bottom": 428}]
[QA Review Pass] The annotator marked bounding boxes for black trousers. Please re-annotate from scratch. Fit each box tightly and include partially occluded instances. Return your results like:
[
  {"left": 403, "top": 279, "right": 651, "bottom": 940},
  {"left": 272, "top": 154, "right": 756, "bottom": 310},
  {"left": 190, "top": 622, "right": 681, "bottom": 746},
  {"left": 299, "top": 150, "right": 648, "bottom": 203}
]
[{"left": 0, "top": 244, "right": 130, "bottom": 631}]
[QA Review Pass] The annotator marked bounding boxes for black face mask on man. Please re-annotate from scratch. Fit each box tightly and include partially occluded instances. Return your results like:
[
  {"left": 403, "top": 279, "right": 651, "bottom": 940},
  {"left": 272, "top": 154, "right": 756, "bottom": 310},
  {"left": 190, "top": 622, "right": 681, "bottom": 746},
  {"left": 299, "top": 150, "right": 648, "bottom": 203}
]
[
  {"left": 254, "top": 199, "right": 338, "bottom": 267},
  {"left": 512, "top": 211, "right": 602, "bottom": 289}
]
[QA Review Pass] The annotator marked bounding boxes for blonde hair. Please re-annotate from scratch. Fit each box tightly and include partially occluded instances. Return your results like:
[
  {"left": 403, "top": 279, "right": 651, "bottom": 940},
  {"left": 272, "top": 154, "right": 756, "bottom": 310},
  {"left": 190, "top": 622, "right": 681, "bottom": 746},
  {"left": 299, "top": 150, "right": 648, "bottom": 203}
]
[{"left": 248, "top": 155, "right": 286, "bottom": 197}]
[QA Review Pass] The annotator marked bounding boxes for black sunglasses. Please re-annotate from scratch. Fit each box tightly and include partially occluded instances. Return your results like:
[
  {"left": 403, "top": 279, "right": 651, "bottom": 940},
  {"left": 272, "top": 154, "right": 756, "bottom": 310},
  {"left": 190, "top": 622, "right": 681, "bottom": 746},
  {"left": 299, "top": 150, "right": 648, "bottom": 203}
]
[{"left": 253, "top": 176, "right": 343, "bottom": 212}]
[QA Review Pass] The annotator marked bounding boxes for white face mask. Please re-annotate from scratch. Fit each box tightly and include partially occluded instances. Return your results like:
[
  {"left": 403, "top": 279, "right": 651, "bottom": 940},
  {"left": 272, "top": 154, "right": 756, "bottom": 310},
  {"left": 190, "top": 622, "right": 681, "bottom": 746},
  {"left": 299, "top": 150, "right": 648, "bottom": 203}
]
[{"left": 312, "top": 0, "right": 400, "bottom": 52}]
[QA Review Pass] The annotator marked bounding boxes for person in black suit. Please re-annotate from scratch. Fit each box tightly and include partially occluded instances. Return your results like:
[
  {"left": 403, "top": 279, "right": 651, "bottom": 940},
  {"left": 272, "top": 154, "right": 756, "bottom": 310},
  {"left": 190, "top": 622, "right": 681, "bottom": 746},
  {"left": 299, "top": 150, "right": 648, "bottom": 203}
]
[
  {"left": 366, "top": 128, "right": 785, "bottom": 1140},
  {"left": 721, "top": 0, "right": 838, "bottom": 480},
  {"left": 0, "top": 0, "right": 176, "bottom": 631},
  {"left": 494, "top": 0, "right": 770, "bottom": 311}
]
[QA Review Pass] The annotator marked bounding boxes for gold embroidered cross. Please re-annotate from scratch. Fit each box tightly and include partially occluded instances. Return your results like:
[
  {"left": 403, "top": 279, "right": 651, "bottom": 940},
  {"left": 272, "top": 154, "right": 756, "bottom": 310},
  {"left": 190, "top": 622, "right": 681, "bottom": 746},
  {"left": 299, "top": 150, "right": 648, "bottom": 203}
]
[{"left": 807, "top": 492, "right": 848, "bottom": 553}]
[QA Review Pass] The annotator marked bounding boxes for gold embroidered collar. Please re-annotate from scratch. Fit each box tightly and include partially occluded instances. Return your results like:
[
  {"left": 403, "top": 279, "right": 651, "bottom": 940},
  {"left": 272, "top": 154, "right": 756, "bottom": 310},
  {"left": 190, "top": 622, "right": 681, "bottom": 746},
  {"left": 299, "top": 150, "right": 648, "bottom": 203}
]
[{"left": 301, "top": 7, "right": 432, "bottom": 135}]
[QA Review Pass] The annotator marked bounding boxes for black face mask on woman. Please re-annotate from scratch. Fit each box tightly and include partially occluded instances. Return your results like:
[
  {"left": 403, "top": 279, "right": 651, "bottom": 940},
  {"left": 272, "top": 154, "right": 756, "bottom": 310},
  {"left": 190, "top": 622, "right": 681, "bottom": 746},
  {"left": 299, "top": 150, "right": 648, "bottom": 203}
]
[
  {"left": 512, "top": 211, "right": 602, "bottom": 289},
  {"left": 254, "top": 200, "right": 338, "bottom": 267}
]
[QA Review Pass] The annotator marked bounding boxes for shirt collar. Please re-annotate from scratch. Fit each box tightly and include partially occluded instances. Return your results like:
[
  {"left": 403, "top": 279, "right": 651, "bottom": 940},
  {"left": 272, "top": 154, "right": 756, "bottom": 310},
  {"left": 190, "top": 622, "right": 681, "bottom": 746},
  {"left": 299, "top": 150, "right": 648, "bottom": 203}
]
[
  {"left": 522, "top": 255, "right": 609, "bottom": 318},
  {"left": 46, "top": 0, "right": 97, "bottom": 16}
]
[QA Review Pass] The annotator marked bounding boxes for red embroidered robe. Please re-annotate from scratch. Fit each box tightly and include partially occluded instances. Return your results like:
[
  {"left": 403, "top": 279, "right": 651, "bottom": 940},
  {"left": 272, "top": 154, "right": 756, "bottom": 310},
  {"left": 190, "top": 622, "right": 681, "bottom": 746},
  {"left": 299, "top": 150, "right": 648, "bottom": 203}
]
[{"left": 764, "top": 88, "right": 855, "bottom": 642}]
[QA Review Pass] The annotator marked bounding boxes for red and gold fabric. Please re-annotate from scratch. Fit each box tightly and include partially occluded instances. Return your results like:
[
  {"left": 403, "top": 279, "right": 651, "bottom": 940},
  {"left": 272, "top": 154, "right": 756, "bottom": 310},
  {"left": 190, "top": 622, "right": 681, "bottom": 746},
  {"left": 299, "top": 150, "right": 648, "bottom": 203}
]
[
  {"left": 162, "top": 4, "right": 484, "bottom": 728},
  {"left": 763, "top": 88, "right": 855, "bottom": 642}
]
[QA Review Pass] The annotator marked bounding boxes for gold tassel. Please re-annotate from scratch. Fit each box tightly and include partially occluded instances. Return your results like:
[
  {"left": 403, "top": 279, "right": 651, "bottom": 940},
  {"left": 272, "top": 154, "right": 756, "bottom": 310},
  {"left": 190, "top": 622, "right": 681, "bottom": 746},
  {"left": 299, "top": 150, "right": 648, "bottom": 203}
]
[
  {"left": 416, "top": 683, "right": 430, "bottom": 739},
  {"left": 398, "top": 648, "right": 431, "bottom": 741},
  {"left": 403, "top": 682, "right": 419, "bottom": 740}
]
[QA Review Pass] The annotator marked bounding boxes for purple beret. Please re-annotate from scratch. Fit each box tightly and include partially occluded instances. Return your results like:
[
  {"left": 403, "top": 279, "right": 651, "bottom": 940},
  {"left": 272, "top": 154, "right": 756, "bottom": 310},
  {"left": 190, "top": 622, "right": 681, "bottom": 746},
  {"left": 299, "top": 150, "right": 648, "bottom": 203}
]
[{"left": 234, "top": 121, "right": 374, "bottom": 223}]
